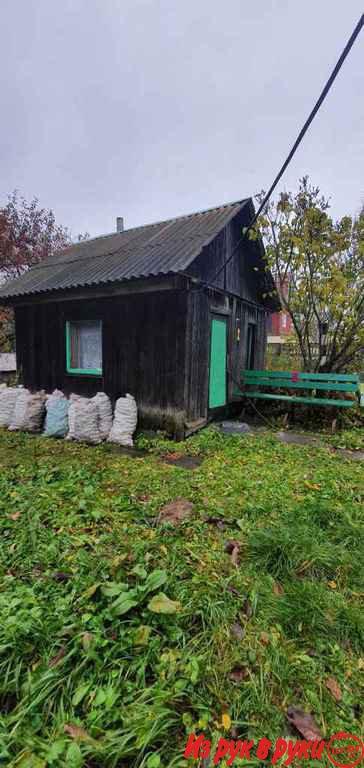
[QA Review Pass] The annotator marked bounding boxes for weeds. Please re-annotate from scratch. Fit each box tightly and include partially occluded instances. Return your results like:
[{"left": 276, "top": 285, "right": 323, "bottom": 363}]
[{"left": 0, "top": 427, "right": 362, "bottom": 766}]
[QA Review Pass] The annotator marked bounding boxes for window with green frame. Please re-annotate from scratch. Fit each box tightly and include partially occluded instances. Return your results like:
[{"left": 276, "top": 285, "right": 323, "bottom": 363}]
[{"left": 66, "top": 320, "right": 102, "bottom": 375}]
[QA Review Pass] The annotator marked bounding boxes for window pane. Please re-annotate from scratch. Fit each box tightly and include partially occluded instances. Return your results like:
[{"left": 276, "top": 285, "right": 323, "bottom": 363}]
[{"left": 69, "top": 321, "right": 102, "bottom": 371}]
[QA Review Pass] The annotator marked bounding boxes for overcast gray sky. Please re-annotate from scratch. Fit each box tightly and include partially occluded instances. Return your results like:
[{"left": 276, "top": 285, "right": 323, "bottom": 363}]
[{"left": 1, "top": 0, "right": 363, "bottom": 239}]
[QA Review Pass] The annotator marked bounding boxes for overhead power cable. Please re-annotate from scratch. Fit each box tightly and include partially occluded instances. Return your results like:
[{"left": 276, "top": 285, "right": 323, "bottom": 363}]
[{"left": 201, "top": 13, "right": 364, "bottom": 290}]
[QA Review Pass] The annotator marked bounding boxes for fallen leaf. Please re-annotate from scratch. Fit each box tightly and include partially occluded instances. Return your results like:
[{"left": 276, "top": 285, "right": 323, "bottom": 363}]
[
  {"left": 81, "top": 632, "right": 93, "bottom": 651},
  {"left": 328, "top": 580, "right": 337, "bottom": 589},
  {"left": 111, "top": 553, "right": 128, "bottom": 569},
  {"left": 229, "top": 665, "right": 249, "bottom": 683},
  {"left": 221, "top": 713, "right": 231, "bottom": 730},
  {"left": 134, "top": 625, "right": 152, "bottom": 645},
  {"left": 205, "top": 516, "right": 225, "bottom": 530},
  {"left": 147, "top": 592, "right": 181, "bottom": 614},
  {"left": 81, "top": 583, "right": 100, "bottom": 599},
  {"left": 231, "top": 546, "right": 240, "bottom": 567},
  {"left": 230, "top": 622, "right": 245, "bottom": 641},
  {"left": 52, "top": 572, "right": 72, "bottom": 583},
  {"left": 304, "top": 481, "right": 321, "bottom": 491},
  {"left": 227, "top": 585, "right": 242, "bottom": 598},
  {"left": 224, "top": 539, "right": 240, "bottom": 554},
  {"left": 157, "top": 498, "right": 194, "bottom": 526},
  {"left": 8, "top": 511, "right": 21, "bottom": 521},
  {"left": 164, "top": 451, "right": 184, "bottom": 460},
  {"left": 64, "top": 724, "right": 97, "bottom": 745},
  {"left": 286, "top": 707, "right": 323, "bottom": 740},
  {"left": 242, "top": 598, "right": 253, "bottom": 619},
  {"left": 325, "top": 677, "right": 342, "bottom": 702},
  {"left": 48, "top": 646, "right": 66, "bottom": 668},
  {"left": 224, "top": 539, "right": 241, "bottom": 567},
  {"left": 273, "top": 582, "right": 284, "bottom": 596}
]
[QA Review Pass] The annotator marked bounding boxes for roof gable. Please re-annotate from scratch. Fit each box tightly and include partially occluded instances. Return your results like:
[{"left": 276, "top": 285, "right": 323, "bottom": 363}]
[{"left": 0, "top": 199, "right": 249, "bottom": 300}]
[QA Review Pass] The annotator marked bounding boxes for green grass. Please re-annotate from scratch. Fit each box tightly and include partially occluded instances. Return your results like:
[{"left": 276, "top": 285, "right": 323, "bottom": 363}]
[{"left": 0, "top": 427, "right": 363, "bottom": 767}]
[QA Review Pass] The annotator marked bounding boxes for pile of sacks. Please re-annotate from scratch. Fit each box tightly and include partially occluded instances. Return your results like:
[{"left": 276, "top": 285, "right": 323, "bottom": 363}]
[{"left": 0, "top": 385, "right": 137, "bottom": 446}]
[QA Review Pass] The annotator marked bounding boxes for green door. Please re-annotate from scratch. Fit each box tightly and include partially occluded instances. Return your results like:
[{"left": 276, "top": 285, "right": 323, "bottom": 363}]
[{"left": 209, "top": 317, "right": 227, "bottom": 408}]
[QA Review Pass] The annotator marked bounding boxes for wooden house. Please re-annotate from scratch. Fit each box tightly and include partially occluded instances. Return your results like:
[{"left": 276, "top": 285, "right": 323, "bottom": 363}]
[{"left": 0, "top": 199, "right": 278, "bottom": 437}]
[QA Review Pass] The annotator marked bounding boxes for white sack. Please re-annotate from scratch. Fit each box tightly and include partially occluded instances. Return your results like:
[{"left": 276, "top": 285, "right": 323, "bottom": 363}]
[
  {"left": 92, "top": 392, "right": 113, "bottom": 440},
  {"left": 9, "top": 390, "right": 46, "bottom": 433},
  {"left": 72, "top": 399, "right": 102, "bottom": 444},
  {"left": 0, "top": 386, "right": 24, "bottom": 428},
  {"left": 67, "top": 394, "right": 89, "bottom": 441},
  {"left": 67, "top": 394, "right": 102, "bottom": 444},
  {"left": 108, "top": 393, "right": 137, "bottom": 447}
]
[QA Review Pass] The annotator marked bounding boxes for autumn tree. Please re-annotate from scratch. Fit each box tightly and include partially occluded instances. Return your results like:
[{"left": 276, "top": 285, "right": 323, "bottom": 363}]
[
  {"left": 256, "top": 177, "right": 364, "bottom": 373},
  {"left": 0, "top": 191, "right": 71, "bottom": 281},
  {"left": 0, "top": 192, "right": 73, "bottom": 351}
]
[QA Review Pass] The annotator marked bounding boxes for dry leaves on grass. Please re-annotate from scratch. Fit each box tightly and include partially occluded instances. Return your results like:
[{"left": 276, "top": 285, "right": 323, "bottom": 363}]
[
  {"left": 224, "top": 539, "right": 241, "bottom": 567},
  {"left": 325, "top": 677, "right": 342, "bottom": 702},
  {"left": 64, "top": 724, "right": 98, "bottom": 746},
  {"left": 273, "top": 581, "right": 284, "bottom": 596},
  {"left": 227, "top": 584, "right": 242, "bottom": 598},
  {"left": 81, "top": 632, "right": 93, "bottom": 652},
  {"left": 286, "top": 707, "right": 323, "bottom": 740},
  {"left": 260, "top": 632, "right": 270, "bottom": 646},
  {"left": 205, "top": 516, "right": 225, "bottom": 530},
  {"left": 242, "top": 598, "right": 253, "bottom": 619},
  {"left": 52, "top": 572, "right": 72, "bottom": 583},
  {"left": 221, "top": 713, "right": 231, "bottom": 730},
  {"left": 230, "top": 622, "right": 245, "bottom": 641},
  {"left": 48, "top": 646, "right": 65, "bottom": 668},
  {"left": 229, "top": 665, "right": 249, "bottom": 683},
  {"left": 157, "top": 499, "right": 194, "bottom": 526}
]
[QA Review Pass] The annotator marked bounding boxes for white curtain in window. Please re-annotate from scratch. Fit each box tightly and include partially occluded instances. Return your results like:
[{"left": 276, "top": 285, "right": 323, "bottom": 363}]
[{"left": 70, "top": 321, "right": 102, "bottom": 370}]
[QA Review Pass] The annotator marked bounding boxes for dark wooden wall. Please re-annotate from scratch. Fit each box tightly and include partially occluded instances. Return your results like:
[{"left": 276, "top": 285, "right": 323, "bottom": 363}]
[
  {"left": 189, "top": 206, "right": 264, "bottom": 304},
  {"left": 15, "top": 290, "right": 188, "bottom": 421},
  {"left": 184, "top": 289, "right": 210, "bottom": 422}
]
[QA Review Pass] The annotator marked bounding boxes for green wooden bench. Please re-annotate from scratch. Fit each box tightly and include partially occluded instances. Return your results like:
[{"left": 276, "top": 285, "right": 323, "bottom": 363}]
[{"left": 235, "top": 370, "right": 363, "bottom": 408}]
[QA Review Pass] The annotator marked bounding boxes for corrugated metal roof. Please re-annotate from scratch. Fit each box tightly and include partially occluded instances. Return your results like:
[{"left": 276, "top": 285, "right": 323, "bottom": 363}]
[{"left": 0, "top": 199, "right": 250, "bottom": 300}]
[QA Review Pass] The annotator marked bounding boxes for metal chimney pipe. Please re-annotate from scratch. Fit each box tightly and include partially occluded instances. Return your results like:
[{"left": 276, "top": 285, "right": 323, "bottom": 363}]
[{"left": 116, "top": 217, "right": 124, "bottom": 233}]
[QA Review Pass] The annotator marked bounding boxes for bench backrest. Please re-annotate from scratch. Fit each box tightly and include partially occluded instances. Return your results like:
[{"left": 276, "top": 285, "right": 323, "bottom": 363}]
[{"left": 242, "top": 370, "right": 360, "bottom": 393}]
